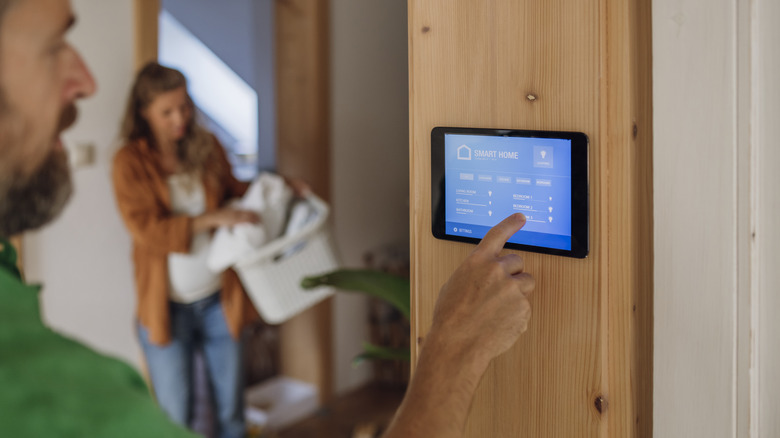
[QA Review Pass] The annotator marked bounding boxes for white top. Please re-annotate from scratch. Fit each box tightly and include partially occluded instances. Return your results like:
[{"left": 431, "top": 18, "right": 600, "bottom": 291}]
[
  {"left": 166, "top": 173, "right": 221, "bottom": 303},
  {"left": 207, "top": 172, "right": 293, "bottom": 272}
]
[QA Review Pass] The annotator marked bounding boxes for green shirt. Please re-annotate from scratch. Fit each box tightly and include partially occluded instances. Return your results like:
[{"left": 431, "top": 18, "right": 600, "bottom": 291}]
[{"left": 0, "top": 238, "right": 198, "bottom": 437}]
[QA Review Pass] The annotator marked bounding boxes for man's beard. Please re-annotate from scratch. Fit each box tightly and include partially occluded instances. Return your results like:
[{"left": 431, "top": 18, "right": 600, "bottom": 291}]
[
  {"left": 0, "top": 105, "right": 77, "bottom": 237},
  {"left": 0, "top": 149, "right": 73, "bottom": 237}
]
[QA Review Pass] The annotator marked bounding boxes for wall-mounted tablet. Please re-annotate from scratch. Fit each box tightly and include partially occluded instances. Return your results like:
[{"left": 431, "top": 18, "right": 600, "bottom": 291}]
[{"left": 431, "top": 127, "right": 589, "bottom": 258}]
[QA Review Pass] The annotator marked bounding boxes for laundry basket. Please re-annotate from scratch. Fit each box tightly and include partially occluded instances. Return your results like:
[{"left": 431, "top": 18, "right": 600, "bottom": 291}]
[{"left": 233, "top": 194, "right": 339, "bottom": 324}]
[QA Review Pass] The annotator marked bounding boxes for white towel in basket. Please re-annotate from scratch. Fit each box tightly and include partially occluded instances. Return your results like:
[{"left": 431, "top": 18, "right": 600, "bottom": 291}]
[
  {"left": 207, "top": 172, "right": 293, "bottom": 272},
  {"left": 276, "top": 199, "right": 321, "bottom": 260}
]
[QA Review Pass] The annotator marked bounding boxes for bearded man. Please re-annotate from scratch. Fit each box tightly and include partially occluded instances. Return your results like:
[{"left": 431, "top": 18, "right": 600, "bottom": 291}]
[
  {"left": 0, "top": 1, "right": 533, "bottom": 437},
  {"left": 0, "top": 0, "right": 200, "bottom": 435}
]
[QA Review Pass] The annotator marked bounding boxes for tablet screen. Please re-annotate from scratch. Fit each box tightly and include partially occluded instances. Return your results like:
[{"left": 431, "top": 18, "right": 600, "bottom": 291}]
[{"left": 431, "top": 127, "right": 589, "bottom": 258}]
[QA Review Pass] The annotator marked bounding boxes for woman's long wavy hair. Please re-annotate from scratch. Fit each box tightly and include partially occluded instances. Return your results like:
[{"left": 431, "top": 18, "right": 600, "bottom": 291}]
[{"left": 120, "top": 62, "right": 213, "bottom": 175}]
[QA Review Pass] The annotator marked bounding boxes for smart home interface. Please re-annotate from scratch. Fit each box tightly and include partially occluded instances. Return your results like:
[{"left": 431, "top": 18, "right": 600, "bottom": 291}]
[{"left": 431, "top": 127, "right": 589, "bottom": 258}]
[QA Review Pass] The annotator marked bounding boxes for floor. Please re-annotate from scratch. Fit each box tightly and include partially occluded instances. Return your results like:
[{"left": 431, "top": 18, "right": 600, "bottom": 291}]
[{"left": 273, "top": 384, "right": 406, "bottom": 438}]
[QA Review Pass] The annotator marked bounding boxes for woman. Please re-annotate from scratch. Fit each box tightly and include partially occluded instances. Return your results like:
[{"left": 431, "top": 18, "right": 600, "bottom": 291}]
[{"left": 112, "top": 62, "right": 260, "bottom": 438}]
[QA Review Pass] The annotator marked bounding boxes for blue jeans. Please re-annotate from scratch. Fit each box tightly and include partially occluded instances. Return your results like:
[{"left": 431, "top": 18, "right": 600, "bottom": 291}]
[{"left": 138, "top": 292, "right": 245, "bottom": 438}]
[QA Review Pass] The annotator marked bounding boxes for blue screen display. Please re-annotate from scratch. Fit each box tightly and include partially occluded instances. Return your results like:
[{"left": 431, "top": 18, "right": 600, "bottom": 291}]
[{"left": 444, "top": 133, "right": 573, "bottom": 250}]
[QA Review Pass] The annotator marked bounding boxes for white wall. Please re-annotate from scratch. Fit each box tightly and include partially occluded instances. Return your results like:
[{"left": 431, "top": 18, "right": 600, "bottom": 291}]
[
  {"left": 161, "top": 0, "right": 276, "bottom": 169},
  {"left": 753, "top": 0, "right": 780, "bottom": 435},
  {"left": 653, "top": 1, "right": 738, "bottom": 435},
  {"left": 162, "top": 0, "right": 256, "bottom": 86},
  {"left": 330, "top": 0, "right": 410, "bottom": 394},
  {"left": 23, "top": 0, "right": 140, "bottom": 367},
  {"left": 654, "top": 0, "right": 780, "bottom": 436}
]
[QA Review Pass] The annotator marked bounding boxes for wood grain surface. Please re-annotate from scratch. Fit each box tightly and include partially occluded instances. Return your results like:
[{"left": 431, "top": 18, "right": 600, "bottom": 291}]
[
  {"left": 408, "top": 1, "right": 652, "bottom": 436},
  {"left": 275, "top": 0, "right": 334, "bottom": 403},
  {"left": 133, "top": 0, "right": 159, "bottom": 70}
]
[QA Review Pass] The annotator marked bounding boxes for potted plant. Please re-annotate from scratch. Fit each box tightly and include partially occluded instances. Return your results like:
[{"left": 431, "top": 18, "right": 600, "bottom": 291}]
[{"left": 301, "top": 269, "right": 410, "bottom": 365}]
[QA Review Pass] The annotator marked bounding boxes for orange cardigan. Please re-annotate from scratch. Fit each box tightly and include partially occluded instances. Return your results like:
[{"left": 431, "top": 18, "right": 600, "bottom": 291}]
[{"left": 112, "top": 136, "right": 259, "bottom": 345}]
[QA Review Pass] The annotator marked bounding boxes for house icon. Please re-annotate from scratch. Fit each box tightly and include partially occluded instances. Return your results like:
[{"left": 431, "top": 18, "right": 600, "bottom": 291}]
[{"left": 457, "top": 145, "right": 472, "bottom": 160}]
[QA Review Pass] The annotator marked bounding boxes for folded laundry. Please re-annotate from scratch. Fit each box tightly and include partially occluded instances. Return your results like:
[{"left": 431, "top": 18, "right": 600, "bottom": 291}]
[{"left": 208, "top": 172, "right": 293, "bottom": 272}]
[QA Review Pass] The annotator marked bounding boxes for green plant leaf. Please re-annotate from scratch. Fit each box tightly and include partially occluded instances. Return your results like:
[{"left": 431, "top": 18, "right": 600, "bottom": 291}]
[
  {"left": 301, "top": 268, "right": 410, "bottom": 319},
  {"left": 352, "top": 342, "right": 411, "bottom": 367}
]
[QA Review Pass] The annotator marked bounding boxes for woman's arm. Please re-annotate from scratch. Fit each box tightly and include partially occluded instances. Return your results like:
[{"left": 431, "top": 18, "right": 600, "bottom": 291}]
[
  {"left": 112, "top": 145, "right": 260, "bottom": 253},
  {"left": 112, "top": 148, "right": 194, "bottom": 254},
  {"left": 191, "top": 208, "right": 259, "bottom": 233}
]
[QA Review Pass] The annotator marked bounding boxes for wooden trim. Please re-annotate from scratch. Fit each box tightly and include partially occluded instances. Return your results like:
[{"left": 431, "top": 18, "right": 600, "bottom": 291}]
[
  {"left": 134, "top": 0, "right": 160, "bottom": 70},
  {"left": 751, "top": 0, "right": 780, "bottom": 433},
  {"left": 132, "top": 0, "right": 160, "bottom": 387},
  {"left": 275, "top": 0, "right": 333, "bottom": 403},
  {"left": 600, "top": 0, "right": 653, "bottom": 435},
  {"left": 275, "top": 0, "right": 331, "bottom": 199},
  {"left": 10, "top": 235, "right": 22, "bottom": 274}
]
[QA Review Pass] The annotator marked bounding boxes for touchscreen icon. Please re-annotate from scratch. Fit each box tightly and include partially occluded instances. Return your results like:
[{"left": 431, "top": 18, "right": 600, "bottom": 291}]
[
  {"left": 534, "top": 145, "right": 554, "bottom": 168},
  {"left": 457, "top": 145, "right": 472, "bottom": 160}
]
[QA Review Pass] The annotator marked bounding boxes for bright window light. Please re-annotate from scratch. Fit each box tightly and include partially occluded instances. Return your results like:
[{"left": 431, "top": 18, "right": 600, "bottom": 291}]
[{"left": 159, "top": 10, "right": 259, "bottom": 157}]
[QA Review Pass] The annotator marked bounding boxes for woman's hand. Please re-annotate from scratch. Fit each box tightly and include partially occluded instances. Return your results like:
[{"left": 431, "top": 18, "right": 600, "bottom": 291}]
[
  {"left": 192, "top": 208, "right": 261, "bottom": 232},
  {"left": 286, "top": 177, "right": 311, "bottom": 197}
]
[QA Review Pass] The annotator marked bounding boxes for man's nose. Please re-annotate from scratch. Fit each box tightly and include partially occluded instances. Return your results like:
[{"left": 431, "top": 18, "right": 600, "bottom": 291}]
[{"left": 63, "top": 44, "right": 97, "bottom": 102}]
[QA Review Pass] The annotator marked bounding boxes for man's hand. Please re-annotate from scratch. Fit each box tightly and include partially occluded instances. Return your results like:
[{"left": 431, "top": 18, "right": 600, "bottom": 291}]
[
  {"left": 427, "top": 212, "right": 535, "bottom": 370},
  {"left": 383, "top": 213, "right": 535, "bottom": 438}
]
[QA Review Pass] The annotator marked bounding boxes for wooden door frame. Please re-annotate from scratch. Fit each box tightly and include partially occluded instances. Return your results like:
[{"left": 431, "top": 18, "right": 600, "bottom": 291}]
[
  {"left": 9, "top": 235, "right": 22, "bottom": 273},
  {"left": 134, "top": 0, "right": 333, "bottom": 402}
]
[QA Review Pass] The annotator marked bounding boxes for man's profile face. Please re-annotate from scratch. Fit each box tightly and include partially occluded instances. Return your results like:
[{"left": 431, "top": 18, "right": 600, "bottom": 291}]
[{"left": 0, "top": 0, "right": 95, "bottom": 237}]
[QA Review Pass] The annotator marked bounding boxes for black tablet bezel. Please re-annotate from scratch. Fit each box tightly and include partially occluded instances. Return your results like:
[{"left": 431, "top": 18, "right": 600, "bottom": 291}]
[{"left": 431, "top": 126, "right": 589, "bottom": 258}]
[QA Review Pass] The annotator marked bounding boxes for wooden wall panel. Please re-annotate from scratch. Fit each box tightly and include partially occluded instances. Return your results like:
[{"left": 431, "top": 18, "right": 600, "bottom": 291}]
[
  {"left": 275, "top": 0, "right": 331, "bottom": 199},
  {"left": 275, "top": 0, "right": 333, "bottom": 403},
  {"left": 133, "top": 0, "right": 159, "bottom": 70},
  {"left": 603, "top": 0, "right": 654, "bottom": 435},
  {"left": 408, "top": 1, "right": 652, "bottom": 436}
]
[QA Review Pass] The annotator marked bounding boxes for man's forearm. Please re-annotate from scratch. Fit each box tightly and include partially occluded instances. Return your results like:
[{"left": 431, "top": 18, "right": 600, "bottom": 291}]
[
  {"left": 382, "top": 333, "right": 489, "bottom": 438},
  {"left": 382, "top": 214, "right": 534, "bottom": 438}
]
